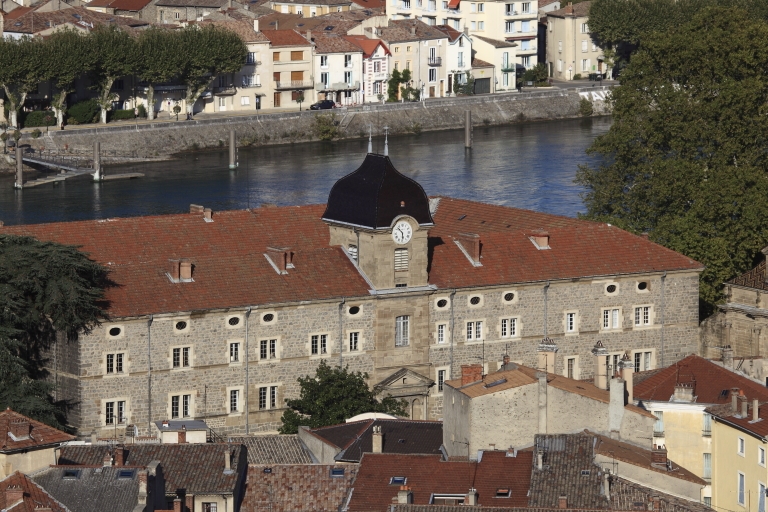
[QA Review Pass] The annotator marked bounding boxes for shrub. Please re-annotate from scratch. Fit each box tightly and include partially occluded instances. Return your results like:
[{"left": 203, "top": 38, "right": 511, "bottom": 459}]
[
  {"left": 572, "top": 73, "right": 583, "bottom": 80},
  {"left": 108, "top": 109, "right": 135, "bottom": 122},
  {"left": 313, "top": 113, "right": 339, "bottom": 141},
  {"left": 137, "top": 104, "right": 147, "bottom": 118},
  {"left": 31, "top": 129, "right": 42, "bottom": 139},
  {"left": 67, "top": 99, "right": 100, "bottom": 125},
  {"left": 23, "top": 111, "right": 56, "bottom": 128},
  {"left": 579, "top": 98, "right": 594, "bottom": 117}
]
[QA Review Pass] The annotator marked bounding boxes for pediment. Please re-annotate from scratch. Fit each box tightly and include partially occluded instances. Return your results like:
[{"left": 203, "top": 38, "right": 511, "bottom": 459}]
[{"left": 376, "top": 368, "right": 435, "bottom": 398}]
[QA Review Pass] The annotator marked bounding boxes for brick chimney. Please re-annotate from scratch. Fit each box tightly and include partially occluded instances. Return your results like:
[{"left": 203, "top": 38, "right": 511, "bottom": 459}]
[
  {"left": 456, "top": 233, "right": 481, "bottom": 264},
  {"left": 173, "top": 498, "right": 182, "bottom": 512},
  {"left": 397, "top": 486, "right": 413, "bottom": 504},
  {"left": 185, "top": 495, "right": 193, "bottom": 512},
  {"left": 103, "top": 450, "right": 113, "bottom": 467},
  {"left": 137, "top": 470, "right": 147, "bottom": 496},
  {"left": 178, "top": 430, "right": 186, "bottom": 444},
  {"left": 168, "top": 259, "right": 181, "bottom": 281},
  {"left": 531, "top": 229, "right": 550, "bottom": 249},
  {"left": 267, "top": 247, "right": 294, "bottom": 272},
  {"left": 114, "top": 446, "right": 125, "bottom": 467},
  {"left": 652, "top": 496, "right": 660, "bottom": 512},
  {"left": 9, "top": 419, "right": 30, "bottom": 439},
  {"left": 558, "top": 496, "right": 568, "bottom": 509},
  {"left": 372, "top": 425, "right": 383, "bottom": 453},
  {"left": 179, "top": 259, "right": 192, "bottom": 280},
  {"left": 739, "top": 391, "right": 748, "bottom": 418},
  {"left": 651, "top": 445, "right": 667, "bottom": 468},
  {"left": 5, "top": 486, "right": 24, "bottom": 507},
  {"left": 461, "top": 364, "right": 483, "bottom": 386},
  {"left": 732, "top": 387, "right": 740, "bottom": 414}
]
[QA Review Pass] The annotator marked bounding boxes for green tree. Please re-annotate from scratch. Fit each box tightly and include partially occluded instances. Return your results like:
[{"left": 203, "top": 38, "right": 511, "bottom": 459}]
[
  {"left": 89, "top": 26, "right": 136, "bottom": 124},
  {"left": 0, "top": 37, "right": 46, "bottom": 128},
  {"left": 279, "top": 361, "right": 407, "bottom": 434},
  {"left": 178, "top": 25, "right": 247, "bottom": 116},
  {"left": 0, "top": 235, "right": 110, "bottom": 429},
  {"left": 135, "top": 28, "right": 183, "bottom": 121},
  {"left": 42, "top": 30, "right": 94, "bottom": 129},
  {"left": 387, "top": 69, "right": 402, "bottom": 102},
  {"left": 575, "top": 7, "right": 768, "bottom": 313}
]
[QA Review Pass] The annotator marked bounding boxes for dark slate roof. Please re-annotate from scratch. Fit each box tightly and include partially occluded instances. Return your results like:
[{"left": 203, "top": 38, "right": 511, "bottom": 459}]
[
  {"left": 228, "top": 435, "right": 314, "bottom": 464},
  {"left": 242, "top": 464, "right": 357, "bottom": 511},
  {"left": 309, "top": 419, "right": 443, "bottom": 462},
  {"left": 32, "top": 467, "right": 142, "bottom": 512},
  {"left": 58, "top": 444, "right": 244, "bottom": 495},
  {"left": 322, "top": 154, "right": 434, "bottom": 229}
]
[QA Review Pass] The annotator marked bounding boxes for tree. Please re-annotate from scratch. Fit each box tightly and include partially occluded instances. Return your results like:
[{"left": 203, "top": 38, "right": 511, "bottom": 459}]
[
  {"left": 387, "top": 69, "right": 402, "bottom": 102},
  {"left": 295, "top": 90, "right": 304, "bottom": 111},
  {"left": 89, "top": 26, "right": 136, "bottom": 124},
  {"left": 0, "top": 37, "right": 46, "bottom": 128},
  {"left": 575, "top": 7, "right": 768, "bottom": 314},
  {"left": 0, "top": 235, "right": 110, "bottom": 429},
  {"left": 42, "top": 30, "right": 94, "bottom": 129},
  {"left": 279, "top": 360, "right": 407, "bottom": 434},
  {"left": 178, "top": 25, "right": 247, "bottom": 116},
  {"left": 135, "top": 28, "right": 183, "bottom": 121}
]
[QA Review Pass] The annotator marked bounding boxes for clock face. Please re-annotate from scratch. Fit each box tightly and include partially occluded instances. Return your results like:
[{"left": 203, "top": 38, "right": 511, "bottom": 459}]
[{"left": 392, "top": 221, "right": 413, "bottom": 244}]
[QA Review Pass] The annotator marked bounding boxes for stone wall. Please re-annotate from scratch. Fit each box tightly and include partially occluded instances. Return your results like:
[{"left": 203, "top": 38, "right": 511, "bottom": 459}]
[{"left": 34, "top": 88, "right": 613, "bottom": 160}]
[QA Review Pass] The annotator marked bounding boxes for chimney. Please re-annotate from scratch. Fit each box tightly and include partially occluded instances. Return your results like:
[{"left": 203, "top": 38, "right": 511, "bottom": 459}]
[
  {"left": 461, "top": 364, "right": 483, "bottom": 386},
  {"left": 652, "top": 496, "right": 660, "bottom": 512},
  {"left": 253, "top": 19, "right": 259, "bottom": 32},
  {"left": 178, "top": 430, "right": 187, "bottom": 444},
  {"left": 137, "top": 470, "right": 148, "bottom": 502},
  {"left": 502, "top": 354, "right": 510, "bottom": 370},
  {"left": 224, "top": 449, "right": 231, "bottom": 471},
  {"left": 591, "top": 341, "right": 609, "bottom": 390},
  {"left": 754, "top": 399, "right": 760, "bottom": 422},
  {"left": 169, "top": 259, "right": 181, "bottom": 281},
  {"left": 739, "top": 391, "right": 748, "bottom": 418},
  {"left": 307, "top": 29, "right": 312, "bottom": 42},
  {"left": 275, "top": 19, "right": 278, "bottom": 29},
  {"left": 602, "top": 472, "right": 611, "bottom": 501},
  {"left": 372, "top": 425, "right": 383, "bottom": 453},
  {"left": 536, "top": 450, "right": 543, "bottom": 470},
  {"left": 5, "top": 486, "right": 24, "bottom": 507},
  {"left": 619, "top": 353, "right": 634, "bottom": 403},
  {"left": 673, "top": 382, "right": 694, "bottom": 402},
  {"left": 203, "top": 208, "right": 213, "bottom": 221},
  {"left": 173, "top": 498, "right": 182, "bottom": 512},
  {"left": 103, "top": 450, "right": 113, "bottom": 467},
  {"left": 723, "top": 345, "right": 734, "bottom": 368},
  {"left": 537, "top": 338, "right": 558, "bottom": 374},
  {"left": 558, "top": 496, "right": 567, "bottom": 509},
  {"left": 651, "top": 445, "right": 668, "bottom": 468},
  {"left": 185, "top": 495, "right": 194, "bottom": 512},
  {"left": 114, "top": 446, "right": 125, "bottom": 467},
  {"left": 531, "top": 229, "right": 550, "bottom": 248},
  {"left": 179, "top": 259, "right": 192, "bottom": 280},
  {"left": 609, "top": 376, "right": 625, "bottom": 437},
  {"left": 456, "top": 233, "right": 481, "bottom": 263},
  {"left": 397, "top": 486, "right": 413, "bottom": 504},
  {"left": 9, "top": 419, "right": 30, "bottom": 439},
  {"left": 732, "top": 388, "right": 740, "bottom": 414},
  {"left": 466, "top": 489, "right": 478, "bottom": 506},
  {"left": 267, "top": 247, "right": 294, "bottom": 272},
  {"left": 189, "top": 204, "right": 204, "bottom": 214},
  {"left": 410, "top": 24, "right": 416, "bottom": 36},
  {"left": 537, "top": 371, "right": 547, "bottom": 434}
]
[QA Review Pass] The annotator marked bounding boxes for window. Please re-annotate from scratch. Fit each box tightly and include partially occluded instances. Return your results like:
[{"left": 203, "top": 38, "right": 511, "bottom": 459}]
[
  {"left": 429, "top": 68, "right": 437, "bottom": 82},
  {"left": 273, "top": 51, "right": 280, "bottom": 62},
  {"left": 406, "top": 60, "right": 411, "bottom": 69},
  {"left": 391, "top": 476, "right": 407, "bottom": 485},
  {"left": 566, "top": 357, "right": 576, "bottom": 379},
  {"left": 345, "top": 54, "right": 352, "bottom": 67},
  {"left": 296, "top": 6, "right": 302, "bottom": 15},
  {"left": 321, "top": 72, "right": 329, "bottom": 86},
  {"left": 395, "top": 316, "right": 410, "bottom": 346},
  {"left": 522, "top": 56, "right": 530, "bottom": 67},
  {"left": 291, "top": 51, "right": 303, "bottom": 61},
  {"left": 581, "top": 22, "right": 588, "bottom": 33},
  {"left": 246, "top": 52, "right": 256, "bottom": 64},
  {"left": 320, "top": 55, "right": 328, "bottom": 68},
  {"left": 521, "top": 20, "right": 529, "bottom": 31},
  {"left": 171, "top": 394, "right": 191, "bottom": 419},
  {"left": 501, "top": 318, "right": 517, "bottom": 338},
  {"left": 738, "top": 437, "right": 745, "bottom": 456},
  {"left": 470, "top": 2, "right": 476, "bottom": 11},
  {"left": 521, "top": 1, "right": 529, "bottom": 12},
  {"left": 331, "top": 467, "right": 346, "bottom": 477},
  {"left": 373, "top": 82, "right": 381, "bottom": 94},
  {"left": 477, "top": 2, "right": 483, "bottom": 11},
  {"left": 438, "top": 369, "right": 446, "bottom": 392},
  {"left": 174, "top": 11, "right": 180, "bottom": 18},
  {"left": 466, "top": 321, "right": 483, "bottom": 341},
  {"left": 557, "top": 59, "right": 562, "bottom": 72},
  {"left": 259, "top": 387, "right": 267, "bottom": 409},
  {"left": 349, "top": 332, "right": 359, "bottom": 351},
  {"left": 230, "top": 342, "right": 240, "bottom": 363},
  {"left": 105, "top": 400, "right": 126, "bottom": 425},
  {"left": 203, "top": 503, "right": 217, "bottom": 512},
  {"left": 374, "top": 61, "right": 382, "bottom": 73},
  {"left": 478, "top": 21, "right": 484, "bottom": 30},
  {"left": 761, "top": 446, "right": 766, "bottom": 466},
  {"left": 173, "top": 347, "right": 190, "bottom": 368},
  {"left": 458, "top": 51, "right": 465, "bottom": 67},
  {"left": 582, "top": 40, "right": 588, "bottom": 52},
  {"left": 230, "top": 389, "right": 239, "bottom": 413},
  {"left": 653, "top": 411, "right": 664, "bottom": 435},
  {"left": 260, "top": 339, "right": 277, "bottom": 360},
  {"left": 704, "top": 497, "right": 711, "bottom": 507},
  {"left": 505, "top": 21, "right": 515, "bottom": 33},
  {"left": 703, "top": 413, "right": 712, "bottom": 436},
  {"left": 240, "top": 96, "right": 250, "bottom": 106},
  {"left": 592, "top": 43, "right": 597, "bottom": 52},
  {"left": 738, "top": 472, "right": 745, "bottom": 505},
  {"left": 106, "top": 353, "right": 124, "bottom": 374},
  {"left": 311, "top": 334, "right": 328, "bottom": 355},
  {"left": 703, "top": 453, "right": 711, "bottom": 480},
  {"left": 558, "top": 40, "right": 562, "bottom": 52},
  {"left": 548, "top": 20, "right": 552, "bottom": 32},
  {"left": 259, "top": 385, "right": 278, "bottom": 409},
  {"left": 521, "top": 40, "right": 529, "bottom": 51},
  {"left": 634, "top": 306, "right": 652, "bottom": 327},
  {"left": 602, "top": 308, "right": 620, "bottom": 330},
  {"left": 271, "top": 385, "right": 277, "bottom": 408},
  {"left": 565, "top": 312, "right": 577, "bottom": 333},
  {"left": 437, "top": 324, "right": 446, "bottom": 344},
  {"left": 394, "top": 248, "right": 409, "bottom": 271},
  {"left": 344, "top": 71, "right": 352, "bottom": 84},
  {"left": 470, "top": 21, "right": 476, "bottom": 30},
  {"left": 505, "top": 2, "right": 514, "bottom": 14},
  {"left": 760, "top": 483, "right": 766, "bottom": 512},
  {"left": 581, "top": 59, "right": 589, "bottom": 71}
]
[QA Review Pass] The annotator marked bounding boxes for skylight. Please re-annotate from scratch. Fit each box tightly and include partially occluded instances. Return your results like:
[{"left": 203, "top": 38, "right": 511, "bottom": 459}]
[
  {"left": 63, "top": 469, "right": 81, "bottom": 480},
  {"left": 117, "top": 469, "right": 135, "bottom": 479},
  {"left": 496, "top": 488, "right": 511, "bottom": 498},
  {"left": 390, "top": 476, "right": 407, "bottom": 485},
  {"left": 485, "top": 378, "right": 507, "bottom": 388},
  {"left": 330, "top": 468, "right": 345, "bottom": 477}
]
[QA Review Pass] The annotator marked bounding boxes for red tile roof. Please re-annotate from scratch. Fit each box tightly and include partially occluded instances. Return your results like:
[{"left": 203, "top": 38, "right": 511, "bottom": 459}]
[
  {"left": 85, "top": 0, "right": 153, "bottom": 11},
  {"left": 548, "top": 0, "right": 591, "bottom": 17},
  {"left": 727, "top": 258, "right": 768, "bottom": 291},
  {"left": 0, "top": 408, "right": 76, "bottom": 453},
  {"left": 0, "top": 472, "right": 68, "bottom": 512},
  {"left": 711, "top": 401, "right": 768, "bottom": 439},
  {"left": 633, "top": 355, "right": 768, "bottom": 405},
  {"left": 261, "top": 28, "right": 310, "bottom": 46},
  {"left": 349, "top": 0, "right": 385, "bottom": 8},
  {"left": 347, "top": 451, "right": 533, "bottom": 511},
  {"left": 344, "top": 35, "right": 390, "bottom": 58}
]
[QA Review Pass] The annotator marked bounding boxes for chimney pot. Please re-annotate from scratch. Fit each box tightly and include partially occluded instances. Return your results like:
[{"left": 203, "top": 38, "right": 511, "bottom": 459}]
[
  {"left": 5, "top": 486, "right": 24, "bottom": 506},
  {"left": 114, "top": 446, "right": 125, "bottom": 467},
  {"left": 558, "top": 496, "right": 567, "bottom": 509},
  {"left": 461, "top": 364, "right": 483, "bottom": 386},
  {"left": 592, "top": 341, "right": 609, "bottom": 390},
  {"left": 173, "top": 498, "right": 182, "bottom": 512},
  {"left": 372, "top": 424, "right": 383, "bottom": 453},
  {"left": 189, "top": 204, "right": 204, "bottom": 214},
  {"left": 754, "top": 399, "right": 760, "bottom": 422},
  {"left": 224, "top": 449, "right": 231, "bottom": 471},
  {"left": 732, "top": 387, "right": 740, "bottom": 414},
  {"left": 651, "top": 445, "right": 668, "bottom": 467},
  {"left": 673, "top": 382, "right": 694, "bottom": 402},
  {"left": 203, "top": 208, "right": 212, "bottom": 221},
  {"left": 466, "top": 489, "right": 478, "bottom": 506},
  {"left": 180, "top": 259, "right": 192, "bottom": 280},
  {"left": 619, "top": 353, "right": 634, "bottom": 403}
]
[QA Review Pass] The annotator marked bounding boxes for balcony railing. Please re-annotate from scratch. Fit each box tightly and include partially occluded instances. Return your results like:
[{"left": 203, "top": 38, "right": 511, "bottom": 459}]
[
  {"left": 428, "top": 57, "right": 442, "bottom": 66},
  {"left": 400, "top": 2, "right": 411, "bottom": 8},
  {"left": 275, "top": 80, "right": 314, "bottom": 90},
  {"left": 213, "top": 86, "right": 237, "bottom": 95},
  {"left": 240, "top": 82, "right": 262, "bottom": 88},
  {"left": 457, "top": 60, "right": 465, "bottom": 67},
  {"left": 316, "top": 81, "right": 360, "bottom": 91}
]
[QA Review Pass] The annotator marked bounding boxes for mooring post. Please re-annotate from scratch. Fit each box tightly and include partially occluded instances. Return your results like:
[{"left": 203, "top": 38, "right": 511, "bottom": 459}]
[
  {"left": 465, "top": 110, "right": 472, "bottom": 149},
  {"left": 92, "top": 141, "right": 102, "bottom": 181},
  {"left": 229, "top": 129, "right": 237, "bottom": 169},
  {"left": 14, "top": 146, "right": 23, "bottom": 189}
]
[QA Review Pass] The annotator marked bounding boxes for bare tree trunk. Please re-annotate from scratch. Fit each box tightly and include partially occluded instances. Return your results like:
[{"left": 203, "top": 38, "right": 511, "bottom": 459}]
[
  {"left": 146, "top": 84, "right": 155, "bottom": 121},
  {"left": 99, "top": 77, "right": 116, "bottom": 125},
  {"left": 185, "top": 84, "right": 206, "bottom": 115},
  {"left": 52, "top": 90, "right": 68, "bottom": 129}
]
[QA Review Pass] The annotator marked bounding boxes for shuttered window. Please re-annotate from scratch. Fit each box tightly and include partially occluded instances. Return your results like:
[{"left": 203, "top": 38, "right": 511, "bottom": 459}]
[
  {"left": 394, "top": 248, "right": 408, "bottom": 271},
  {"left": 291, "top": 51, "right": 303, "bottom": 61},
  {"left": 291, "top": 70, "right": 304, "bottom": 81}
]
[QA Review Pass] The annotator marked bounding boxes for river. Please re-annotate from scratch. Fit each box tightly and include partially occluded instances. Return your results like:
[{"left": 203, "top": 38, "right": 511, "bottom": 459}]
[{"left": 0, "top": 117, "right": 611, "bottom": 226}]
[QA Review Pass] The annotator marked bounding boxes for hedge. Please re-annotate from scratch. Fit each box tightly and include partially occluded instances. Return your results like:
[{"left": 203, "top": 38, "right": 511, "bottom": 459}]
[
  {"left": 24, "top": 111, "right": 57, "bottom": 128},
  {"left": 66, "top": 99, "right": 100, "bottom": 125}
]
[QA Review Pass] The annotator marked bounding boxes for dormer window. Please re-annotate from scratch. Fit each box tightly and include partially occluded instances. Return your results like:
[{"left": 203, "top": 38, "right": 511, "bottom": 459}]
[
  {"left": 496, "top": 488, "right": 511, "bottom": 498},
  {"left": 390, "top": 476, "right": 407, "bottom": 485}
]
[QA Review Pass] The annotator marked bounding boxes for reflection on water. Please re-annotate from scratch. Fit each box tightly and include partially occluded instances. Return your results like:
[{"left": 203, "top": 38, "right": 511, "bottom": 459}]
[{"left": 0, "top": 117, "right": 610, "bottom": 226}]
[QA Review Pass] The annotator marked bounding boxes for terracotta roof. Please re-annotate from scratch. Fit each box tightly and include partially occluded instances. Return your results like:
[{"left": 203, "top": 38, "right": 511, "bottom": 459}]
[
  {"left": 633, "top": 355, "right": 768, "bottom": 405},
  {"left": 446, "top": 0, "right": 458, "bottom": 8},
  {"left": 85, "top": 0, "right": 153, "bottom": 11},
  {"left": 58, "top": 443, "right": 245, "bottom": 494},
  {"left": 309, "top": 419, "right": 443, "bottom": 462},
  {"left": 228, "top": 434, "right": 314, "bottom": 464},
  {"left": 269, "top": 0, "right": 349, "bottom": 5},
  {"left": 32, "top": 467, "right": 146, "bottom": 512},
  {"left": 548, "top": 0, "right": 590, "bottom": 18},
  {"left": 0, "top": 408, "right": 76, "bottom": 453},
  {"left": 591, "top": 432, "right": 706, "bottom": 485},
  {"left": 433, "top": 24, "right": 462, "bottom": 43},
  {"left": 379, "top": 19, "right": 447, "bottom": 42},
  {"left": 349, "top": 0, "right": 385, "bottom": 9},
  {"left": 0, "top": 472, "right": 68, "bottom": 512},
  {"left": 347, "top": 451, "right": 533, "bottom": 511},
  {"left": 610, "top": 477, "right": 711, "bottom": 512},
  {"left": 2, "top": 5, "right": 33, "bottom": 20},
  {"left": 709, "top": 400, "right": 768, "bottom": 439},
  {"left": 727, "top": 259, "right": 768, "bottom": 291},
  {"left": 312, "top": 33, "right": 363, "bottom": 53},
  {"left": 538, "top": 0, "right": 559, "bottom": 7},
  {"left": 155, "top": 0, "right": 226, "bottom": 6},
  {"left": 471, "top": 57, "right": 494, "bottom": 68},
  {"left": 473, "top": 35, "right": 516, "bottom": 48},
  {"left": 261, "top": 28, "right": 310, "bottom": 46},
  {"left": 344, "top": 35, "right": 390, "bottom": 58},
  {"left": 3, "top": 6, "right": 148, "bottom": 34},
  {"left": 242, "top": 464, "right": 357, "bottom": 511},
  {"left": 201, "top": 19, "right": 268, "bottom": 41}
]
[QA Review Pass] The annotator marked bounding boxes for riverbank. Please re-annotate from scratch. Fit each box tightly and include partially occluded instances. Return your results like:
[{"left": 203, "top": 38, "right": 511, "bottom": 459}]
[{"left": 21, "top": 87, "right": 612, "bottom": 163}]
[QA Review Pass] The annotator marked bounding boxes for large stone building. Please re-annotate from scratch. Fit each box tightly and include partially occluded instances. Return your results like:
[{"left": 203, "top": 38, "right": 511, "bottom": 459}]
[{"left": 3, "top": 151, "right": 702, "bottom": 439}]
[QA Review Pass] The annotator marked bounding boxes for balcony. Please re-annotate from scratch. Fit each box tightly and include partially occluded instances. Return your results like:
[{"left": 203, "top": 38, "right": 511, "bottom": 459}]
[
  {"left": 316, "top": 81, "right": 360, "bottom": 91},
  {"left": 275, "top": 80, "right": 314, "bottom": 90},
  {"left": 427, "top": 57, "right": 442, "bottom": 66},
  {"left": 373, "top": 72, "right": 387, "bottom": 80},
  {"left": 240, "top": 82, "right": 262, "bottom": 88},
  {"left": 213, "top": 86, "right": 237, "bottom": 95},
  {"left": 399, "top": 2, "right": 411, "bottom": 8}
]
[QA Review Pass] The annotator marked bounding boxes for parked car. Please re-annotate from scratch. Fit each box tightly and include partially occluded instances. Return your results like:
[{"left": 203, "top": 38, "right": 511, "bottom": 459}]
[{"left": 310, "top": 100, "right": 335, "bottom": 110}]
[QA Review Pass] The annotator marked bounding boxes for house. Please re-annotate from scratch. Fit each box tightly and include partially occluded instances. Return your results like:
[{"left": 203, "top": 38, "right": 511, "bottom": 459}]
[
  {"left": 155, "top": 419, "right": 210, "bottom": 443},
  {"left": 0, "top": 472, "right": 68, "bottom": 512},
  {"left": 262, "top": 28, "right": 314, "bottom": 108},
  {"left": 0, "top": 408, "right": 76, "bottom": 479},
  {"left": 469, "top": 35, "right": 514, "bottom": 91},
  {"left": 311, "top": 33, "right": 363, "bottom": 105},
  {"left": 545, "top": 1, "right": 604, "bottom": 79},
  {"left": 269, "top": 0, "right": 354, "bottom": 16},
  {"left": 155, "top": 0, "right": 229, "bottom": 24},
  {"left": 297, "top": 418, "right": 443, "bottom": 463},
  {"left": 442, "top": 352, "right": 657, "bottom": 458},
  {"left": 85, "top": 0, "right": 155, "bottom": 20},
  {"left": 1, "top": 151, "right": 702, "bottom": 437},
  {"left": 1, "top": 5, "right": 148, "bottom": 38},
  {"left": 433, "top": 25, "right": 474, "bottom": 95},
  {"left": 632, "top": 353, "right": 768, "bottom": 506},
  {"left": 344, "top": 34, "right": 390, "bottom": 102}
]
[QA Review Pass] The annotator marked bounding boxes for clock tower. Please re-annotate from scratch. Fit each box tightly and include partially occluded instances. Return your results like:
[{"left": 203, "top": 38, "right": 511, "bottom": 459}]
[{"left": 322, "top": 153, "right": 433, "bottom": 290}]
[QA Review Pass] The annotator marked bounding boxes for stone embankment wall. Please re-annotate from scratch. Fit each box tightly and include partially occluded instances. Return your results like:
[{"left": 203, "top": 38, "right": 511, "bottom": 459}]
[{"left": 33, "top": 88, "right": 612, "bottom": 159}]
